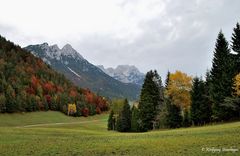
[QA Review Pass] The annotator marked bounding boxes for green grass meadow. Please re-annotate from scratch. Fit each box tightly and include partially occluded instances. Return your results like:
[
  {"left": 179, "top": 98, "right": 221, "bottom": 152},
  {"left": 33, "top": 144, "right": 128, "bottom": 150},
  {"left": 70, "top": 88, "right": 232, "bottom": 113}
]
[{"left": 0, "top": 111, "right": 239, "bottom": 155}]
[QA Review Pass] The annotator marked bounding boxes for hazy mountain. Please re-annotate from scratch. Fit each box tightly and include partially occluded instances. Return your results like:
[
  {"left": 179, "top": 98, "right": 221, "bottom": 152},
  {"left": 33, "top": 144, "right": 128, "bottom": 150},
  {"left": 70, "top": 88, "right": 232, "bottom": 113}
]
[
  {"left": 97, "top": 65, "right": 145, "bottom": 86},
  {"left": 25, "top": 43, "right": 141, "bottom": 100}
]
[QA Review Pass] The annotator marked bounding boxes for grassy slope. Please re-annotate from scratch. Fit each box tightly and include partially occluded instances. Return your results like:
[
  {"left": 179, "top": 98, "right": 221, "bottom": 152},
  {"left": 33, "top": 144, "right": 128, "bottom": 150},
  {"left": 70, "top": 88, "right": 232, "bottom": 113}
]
[{"left": 0, "top": 112, "right": 239, "bottom": 156}]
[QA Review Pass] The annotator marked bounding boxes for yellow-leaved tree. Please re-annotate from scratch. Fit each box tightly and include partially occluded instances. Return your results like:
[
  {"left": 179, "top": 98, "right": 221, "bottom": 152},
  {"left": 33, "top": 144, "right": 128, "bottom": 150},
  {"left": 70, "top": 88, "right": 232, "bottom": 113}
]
[
  {"left": 166, "top": 70, "right": 192, "bottom": 110},
  {"left": 68, "top": 103, "right": 77, "bottom": 115},
  {"left": 233, "top": 73, "right": 240, "bottom": 96}
]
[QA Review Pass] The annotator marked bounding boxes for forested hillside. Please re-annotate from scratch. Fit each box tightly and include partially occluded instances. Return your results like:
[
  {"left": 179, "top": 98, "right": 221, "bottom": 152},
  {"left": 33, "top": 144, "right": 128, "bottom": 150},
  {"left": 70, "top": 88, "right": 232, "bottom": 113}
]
[{"left": 0, "top": 35, "right": 108, "bottom": 116}]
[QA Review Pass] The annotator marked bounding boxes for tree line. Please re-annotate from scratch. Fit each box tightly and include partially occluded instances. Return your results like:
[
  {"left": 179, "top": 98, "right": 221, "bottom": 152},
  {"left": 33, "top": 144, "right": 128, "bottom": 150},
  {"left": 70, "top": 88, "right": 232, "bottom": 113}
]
[{"left": 108, "top": 22, "right": 240, "bottom": 132}]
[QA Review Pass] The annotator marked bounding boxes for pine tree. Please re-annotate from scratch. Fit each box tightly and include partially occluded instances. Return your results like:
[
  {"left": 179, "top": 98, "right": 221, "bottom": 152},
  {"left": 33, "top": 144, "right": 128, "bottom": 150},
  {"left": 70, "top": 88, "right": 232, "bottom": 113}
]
[
  {"left": 191, "top": 77, "right": 211, "bottom": 125},
  {"left": 231, "top": 22, "right": 240, "bottom": 74},
  {"left": 138, "top": 70, "right": 163, "bottom": 131},
  {"left": 166, "top": 99, "right": 182, "bottom": 128},
  {"left": 116, "top": 99, "right": 131, "bottom": 132},
  {"left": 204, "top": 70, "right": 213, "bottom": 122},
  {"left": 190, "top": 77, "right": 201, "bottom": 125},
  {"left": 210, "top": 31, "right": 234, "bottom": 121},
  {"left": 108, "top": 110, "right": 115, "bottom": 130},
  {"left": 232, "top": 23, "right": 240, "bottom": 55},
  {"left": 131, "top": 105, "right": 140, "bottom": 132},
  {"left": 165, "top": 71, "right": 170, "bottom": 89}
]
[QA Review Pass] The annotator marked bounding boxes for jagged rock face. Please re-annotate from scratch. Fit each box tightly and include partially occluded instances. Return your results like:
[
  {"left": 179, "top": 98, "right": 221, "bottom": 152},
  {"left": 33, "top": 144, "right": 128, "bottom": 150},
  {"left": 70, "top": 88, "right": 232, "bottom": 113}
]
[
  {"left": 97, "top": 65, "right": 145, "bottom": 86},
  {"left": 25, "top": 43, "right": 141, "bottom": 100},
  {"left": 27, "top": 43, "right": 84, "bottom": 63}
]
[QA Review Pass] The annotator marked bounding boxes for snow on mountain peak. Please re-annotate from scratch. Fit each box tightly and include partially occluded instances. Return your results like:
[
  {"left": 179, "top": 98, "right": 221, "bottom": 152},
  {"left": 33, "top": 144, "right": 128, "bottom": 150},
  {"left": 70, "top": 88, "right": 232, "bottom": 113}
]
[
  {"left": 35, "top": 43, "right": 84, "bottom": 60},
  {"left": 62, "top": 43, "right": 73, "bottom": 50},
  {"left": 61, "top": 44, "right": 84, "bottom": 59},
  {"left": 50, "top": 44, "right": 60, "bottom": 51},
  {"left": 97, "top": 65, "right": 145, "bottom": 85},
  {"left": 42, "top": 42, "right": 49, "bottom": 46}
]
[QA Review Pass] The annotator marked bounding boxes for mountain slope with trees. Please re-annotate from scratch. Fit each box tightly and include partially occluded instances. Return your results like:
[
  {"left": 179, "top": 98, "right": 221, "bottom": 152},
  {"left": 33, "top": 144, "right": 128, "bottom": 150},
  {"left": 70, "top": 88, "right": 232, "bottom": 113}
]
[{"left": 0, "top": 35, "right": 108, "bottom": 116}]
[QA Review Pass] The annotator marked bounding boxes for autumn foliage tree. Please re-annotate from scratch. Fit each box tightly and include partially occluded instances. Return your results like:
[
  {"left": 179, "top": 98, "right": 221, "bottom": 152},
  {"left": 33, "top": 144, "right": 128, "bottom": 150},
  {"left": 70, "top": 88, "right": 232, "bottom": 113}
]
[{"left": 166, "top": 71, "right": 192, "bottom": 111}]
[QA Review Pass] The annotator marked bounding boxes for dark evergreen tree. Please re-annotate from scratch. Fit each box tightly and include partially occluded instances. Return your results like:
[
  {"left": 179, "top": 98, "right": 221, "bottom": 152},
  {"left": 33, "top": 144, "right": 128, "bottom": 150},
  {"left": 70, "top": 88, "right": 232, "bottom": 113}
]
[
  {"left": 165, "top": 71, "right": 170, "bottom": 89},
  {"left": 210, "top": 31, "right": 235, "bottom": 121},
  {"left": 116, "top": 99, "right": 131, "bottom": 132},
  {"left": 231, "top": 22, "right": 240, "bottom": 75},
  {"left": 138, "top": 70, "right": 162, "bottom": 131},
  {"left": 166, "top": 100, "right": 182, "bottom": 128},
  {"left": 191, "top": 77, "right": 212, "bottom": 125},
  {"left": 204, "top": 70, "right": 213, "bottom": 122},
  {"left": 108, "top": 110, "right": 115, "bottom": 130},
  {"left": 231, "top": 23, "right": 240, "bottom": 54},
  {"left": 131, "top": 105, "right": 140, "bottom": 132}
]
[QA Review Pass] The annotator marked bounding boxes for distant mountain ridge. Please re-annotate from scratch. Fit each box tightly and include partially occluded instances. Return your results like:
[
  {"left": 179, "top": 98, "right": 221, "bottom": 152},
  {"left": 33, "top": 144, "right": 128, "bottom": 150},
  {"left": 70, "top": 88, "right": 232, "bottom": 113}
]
[
  {"left": 25, "top": 43, "right": 141, "bottom": 100},
  {"left": 97, "top": 65, "right": 145, "bottom": 86}
]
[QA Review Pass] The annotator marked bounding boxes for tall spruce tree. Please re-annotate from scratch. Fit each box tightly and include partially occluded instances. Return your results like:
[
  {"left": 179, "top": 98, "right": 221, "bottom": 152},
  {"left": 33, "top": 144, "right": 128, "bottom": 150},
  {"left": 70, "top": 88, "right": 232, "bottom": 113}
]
[
  {"left": 210, "top": 31, "right": 234, "bottom": 121},
  {"left": 138, "top": 70, "right": 163, "bottom": 131},
  {"left": 131, "top": 105, "right": 140, "bottom": 132},
  {"left": 191, "top": 77, "right": 211, "bottom": 125},
  {"left": 165, "top": 71, "right": 170, "bottom": 89},
  {"left": 116, "top": 99, "right": 131, "bottom": 132},
  {"left": 231, "top": 22, "right": 240, "bottom": 74},
  {"left": 202, "top": 73, "right": 212, "bottom": 123},
  {"left": 157, "top": 71, "right": 171, "bottom": 129},
  {"left": 166, "top": 99, "right": 182, "bottom": 128},
  {"left": 190, "top": 77, "right": 201, "bottom": 125}
]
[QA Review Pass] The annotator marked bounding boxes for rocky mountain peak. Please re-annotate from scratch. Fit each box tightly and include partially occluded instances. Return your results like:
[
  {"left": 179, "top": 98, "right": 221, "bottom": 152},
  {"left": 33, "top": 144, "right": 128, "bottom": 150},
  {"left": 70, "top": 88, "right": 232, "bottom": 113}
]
[
  {"left": 98, "top": 65, "right": 145, "bottom": 86},
  {"left": 61, "top": 44, "right": 83, "bottom": 59},
  {"left": 50, "top": 44, "right": 60, "bottom": 51}
]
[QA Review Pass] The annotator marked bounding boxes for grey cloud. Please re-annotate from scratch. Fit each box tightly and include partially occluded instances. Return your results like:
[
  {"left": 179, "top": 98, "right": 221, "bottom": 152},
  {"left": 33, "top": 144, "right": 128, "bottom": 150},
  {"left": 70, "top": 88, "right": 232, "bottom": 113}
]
[
  {"left": 74, "top": 0, "right": 240, "bottom": 79},
  {"left": 1, "top": 0, "right": 239, "bottom": 80}
]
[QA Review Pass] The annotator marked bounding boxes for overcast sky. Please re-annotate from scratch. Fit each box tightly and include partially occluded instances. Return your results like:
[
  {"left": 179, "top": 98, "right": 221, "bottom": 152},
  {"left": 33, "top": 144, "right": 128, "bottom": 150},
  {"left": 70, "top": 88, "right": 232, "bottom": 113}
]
[{"left": 0, "top": 0, "right": 239, "bottom": 78}]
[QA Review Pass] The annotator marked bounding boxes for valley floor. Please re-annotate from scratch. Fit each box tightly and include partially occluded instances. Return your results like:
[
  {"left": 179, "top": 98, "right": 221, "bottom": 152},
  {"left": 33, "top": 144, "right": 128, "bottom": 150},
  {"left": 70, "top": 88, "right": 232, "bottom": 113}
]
[{"left": 0, "top": 111, "right": 239, "bottom": 156}]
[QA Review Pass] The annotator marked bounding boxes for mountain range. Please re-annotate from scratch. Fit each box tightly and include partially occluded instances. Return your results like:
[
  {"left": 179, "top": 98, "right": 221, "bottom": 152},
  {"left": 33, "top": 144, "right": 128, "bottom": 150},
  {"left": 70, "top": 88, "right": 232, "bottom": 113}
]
[
  {"left": 97, "top": 65, "right": 145, "bottom": 86},
  {"left": 25, "top": 43, "right": 141, "bottom": 100}
]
